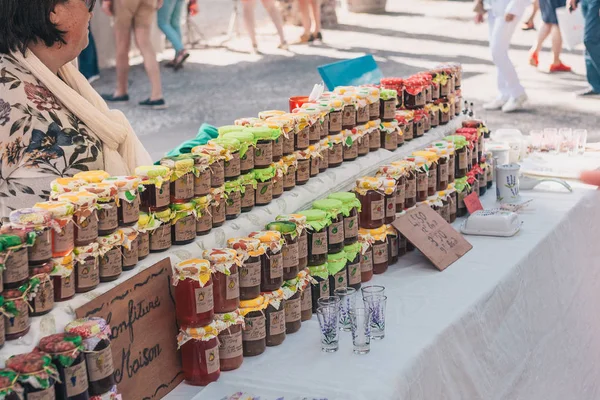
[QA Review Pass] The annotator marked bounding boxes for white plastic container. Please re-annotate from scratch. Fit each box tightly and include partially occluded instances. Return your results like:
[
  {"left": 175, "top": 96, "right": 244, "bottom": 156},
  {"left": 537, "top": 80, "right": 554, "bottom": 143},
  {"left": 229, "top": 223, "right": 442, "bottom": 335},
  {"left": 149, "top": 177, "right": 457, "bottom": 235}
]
[{"left": 461, "top": 209, "right": 522, "bottom": 237}]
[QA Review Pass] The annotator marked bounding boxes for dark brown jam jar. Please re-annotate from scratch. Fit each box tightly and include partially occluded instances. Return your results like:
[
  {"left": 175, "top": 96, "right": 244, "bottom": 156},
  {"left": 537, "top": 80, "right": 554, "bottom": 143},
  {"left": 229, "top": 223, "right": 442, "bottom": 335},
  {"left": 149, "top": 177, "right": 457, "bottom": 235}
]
[
  {"left": 240, "top": 297, "right": 267, "bottom": 357},
  {"left": 7, "top": 353, "right": 57, "bottom": 398},
  {"left": 135, "top": 165, "right": 171, "bottom": 209},
  {"left": 312, "top": 199, "right": 344, "bottom": 254},
  {"left": 297, "top": 210, "right": 329, "bottom": 267},
  {"left": 354, "top": 177, "right": 385, "bottom": 229},
  {"left": 327, "top": 192, "right": 360, "bottom": 246},
  {"left": 248, "top": 231, "right": 284, "bottom": 292},
  {"left": 228, "top": 237, "right": 264, "bottom": 301},
  {"left": 276, "top": 214, "right": 308, "bottom": 270},
  {"left": 266, "top": 222, "right": 299, "bottom": 281},
  {"left": 160, "top": 156, "right": 196, "bottom": 204},
  {"left": 170, "top": 203, "right": 197, "bottom": 245},
  {"left": 406, "top": 157, "right": 428, "bottom": 203},
  {"left": 262, "top": 290, "right": 286, "bottom": 347}
]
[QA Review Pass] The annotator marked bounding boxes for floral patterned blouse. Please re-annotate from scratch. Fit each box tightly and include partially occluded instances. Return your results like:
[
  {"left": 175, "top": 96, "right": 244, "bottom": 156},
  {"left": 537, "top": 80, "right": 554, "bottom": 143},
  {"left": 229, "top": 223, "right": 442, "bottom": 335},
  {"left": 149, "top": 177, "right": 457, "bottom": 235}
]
[{"left": 0, "top": 54, "right": 104, "bottom": 215}]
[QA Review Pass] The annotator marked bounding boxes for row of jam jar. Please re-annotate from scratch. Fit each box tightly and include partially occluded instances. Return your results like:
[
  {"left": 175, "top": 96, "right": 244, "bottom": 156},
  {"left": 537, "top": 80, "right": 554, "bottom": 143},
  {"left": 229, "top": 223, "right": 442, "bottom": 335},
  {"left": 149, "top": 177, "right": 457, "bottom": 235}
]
[{"left": 4, "top": 317, "right": 119, "bottom": 400}]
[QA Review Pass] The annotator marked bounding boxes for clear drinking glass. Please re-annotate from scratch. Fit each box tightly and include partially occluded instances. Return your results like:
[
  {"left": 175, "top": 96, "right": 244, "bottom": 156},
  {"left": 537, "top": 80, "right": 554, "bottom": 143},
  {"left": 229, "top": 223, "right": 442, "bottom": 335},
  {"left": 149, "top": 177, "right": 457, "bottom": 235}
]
[
  {"left": 364, "top": 295, "right": 387, "bottom": 340},
  {"left": 361, "top": 285, "right": 385, "bottom": 301},
  {"left": 574, "top": 129, "right": 588, "bottom": 155},
  {"left": 317, "top": 306, "right": 339, "bottom": 353},
  {"left": 317, "top": 296, "right": 341, "bottom": 310},
  {"left": 529, "top": 129, "right": 543, "bottom": 153},
  {"left": 559, "top": 128, "right": 573, "bottom": 154},
  {"left": 350, "top": 307, "right": 371, "bottom": 355},
  {"left": 334, "top": 287, "right": 357, "bottom": 332},
  {"left": 543, "top": 128, "right": 559, "bottom": 154}
]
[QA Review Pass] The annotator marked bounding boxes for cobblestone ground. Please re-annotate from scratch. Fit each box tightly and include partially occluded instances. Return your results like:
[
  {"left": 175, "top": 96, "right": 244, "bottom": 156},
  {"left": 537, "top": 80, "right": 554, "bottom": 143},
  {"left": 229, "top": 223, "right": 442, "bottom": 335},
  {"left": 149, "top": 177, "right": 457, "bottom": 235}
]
[{"left": 91, "top": 0, "right": 599, "bottom": 161}]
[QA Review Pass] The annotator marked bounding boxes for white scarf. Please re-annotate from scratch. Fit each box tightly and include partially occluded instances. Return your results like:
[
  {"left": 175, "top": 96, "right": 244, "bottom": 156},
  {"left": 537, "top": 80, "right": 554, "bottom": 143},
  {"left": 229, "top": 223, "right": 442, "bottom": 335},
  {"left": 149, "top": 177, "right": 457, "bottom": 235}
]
[{"left": 11, "top": 50, "right": 152, "bottom": 175}]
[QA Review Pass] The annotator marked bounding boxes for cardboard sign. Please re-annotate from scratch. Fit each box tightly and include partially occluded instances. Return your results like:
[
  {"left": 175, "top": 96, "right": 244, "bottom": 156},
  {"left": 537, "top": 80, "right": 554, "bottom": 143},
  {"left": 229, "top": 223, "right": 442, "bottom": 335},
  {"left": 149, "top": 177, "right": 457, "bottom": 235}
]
[
  {"left": 464, "top": 191, "right": 484, "bottom": 214},
  {"left": 76, "top": 258, "right": 183, "bottom": 400},
  {"left": 392, "top": 204, "right": 472, "bottom": 271}
]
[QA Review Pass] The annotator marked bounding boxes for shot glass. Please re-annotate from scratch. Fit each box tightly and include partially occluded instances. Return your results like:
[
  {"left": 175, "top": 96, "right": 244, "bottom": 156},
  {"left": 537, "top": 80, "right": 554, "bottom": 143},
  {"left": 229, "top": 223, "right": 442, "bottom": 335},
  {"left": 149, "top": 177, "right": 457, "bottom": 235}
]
[
  {"left": 350, "top": 307, "right": 371, "bottom": 355},
  {"left": 559, "top": 128, "right": 573, "bottom": 154},
  {"left": 543, "top": 128, "right": 559, "bottom": 154},
  {"left": 317, "top": 296, "right": 341, "bottom": 311},
  {"left": 334, "top": 287, "right": 357, "bottom": 332},
  {"left": 364, "top": 295, "right": 388, "bottom": 340},
  {"left": 574, "top": 129, "right": 587, "bottom": 155},
  {"left": 317, "top": 306, "right": 339, "bottom": 353},
  {"left": 529, "top": 129, "right": 543, "bottom": 153},
  {"left": 361, "top": 285, "right": 385, "bottom": 301}
]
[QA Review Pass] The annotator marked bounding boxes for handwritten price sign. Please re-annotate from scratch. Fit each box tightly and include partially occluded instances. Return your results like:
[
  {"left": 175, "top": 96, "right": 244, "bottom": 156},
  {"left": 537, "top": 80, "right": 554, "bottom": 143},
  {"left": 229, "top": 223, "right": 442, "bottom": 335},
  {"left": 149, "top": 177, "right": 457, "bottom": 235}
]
[
  {"left": 392, "top": 204, "right": 472, "bottom": 271},
  {"left": 76, "top": 258, "right": 183, "bottom": 400}
]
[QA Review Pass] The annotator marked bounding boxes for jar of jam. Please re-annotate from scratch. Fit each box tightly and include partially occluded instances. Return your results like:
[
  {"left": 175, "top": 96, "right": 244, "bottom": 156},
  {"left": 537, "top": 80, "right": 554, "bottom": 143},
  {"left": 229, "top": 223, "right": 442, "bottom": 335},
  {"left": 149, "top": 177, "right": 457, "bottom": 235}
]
[
  {"left": 144, "top": 207, "right": 171, "bottom": 253},
  {"left": 343, "top": 242, "right": 362, "bottom": 290},
  {"left": 159, "top": 156, "right": 196, "bottom": 205},
  {"left": 426, "top": 103, "right": 439, "bottom": 128},
  {"left": 455, "top": 177, "right": 470, "bottom": 218},
  {"left": 210, "top": 185, "right": 226, "bottom": 228},
  {"left": 311, "top": 199, "right": 344, "bottom": 254},
  {"left": 308, "top": 263, "right": 329, "bottom": 312},
  {"left": 7, "top": 353, "right": 57, "bottom": 397},
  {"left": 295, "top": 150, "right": 310, "bottom": 185},
  {"left": 0, "top": 369, "right": 22, "bottom": 399},
  {"left": 297, "top": 210, "right": 328, "bottom": 267},
  {"left": 354, "top": 177, "right": 385, "bottom": 229},
  {"left": 381, "top": 120, "right": 399, "bottom": 151},
  {"left": 220, "top": 179, "right": 242, "bottom": 220},
  {"left": 328, "top": 133, "right": 344, "bottom": 168},
  {"left": 265, "top": 221, "right": 298, "bottom": 280},
  {"left": 327, "top": 251, "right": 348, "bottom": 295},
  {"left": 327, "top": 192, "right": 361, "bottom": 246},
  {"left": 386, "top": 225, "right": 399, "bottom": 265},
  {"left": 296, "top": 269, "right": 314, "bottom": 321},
  {"left": 412, "top": 112, "right": 425, "bottom": 138},
  {"left": 358, "top": 229, "right": 374, "bottom": 282},
  {"left": 298, "top": 106, "right": 322, "bottom": 143},
  {"left": 136, "top": 213, "right": 151, "bottom": 260},
  {"left": 3, "top": 288, "right": 30, "bottom": 340},
  {"left": 38, "top": 333, "right": 90, "bottom": 400},
  {"left": 193, "top": 154, "right": 212, "bottom": 197},
  {"left": 356, "top": 125, "right": 370, "bottom": 157},
  {"left": 81, "top": 183, "right": 118, "bottom": 236},
  {"left": 366, "top": 226, "right": 388, "bottom": 274},
  {"left": 445, "top": 135, "right": 469, "bottom": 179},
  {"left": 209, "top": 137, "right": 242, "bottom": 182},
  {"left": 203, "top": 248, "right": 241, "bottom": 313},
  {"left": 368, "top": 119, "right": 382, "bottom": 151},
  {"left": 172, "top": 259, "right": 214, "bottom": 328},
  {"left": 248, "top": 126, "right": 277, "bottom": 167},
  {"left": 118, "top": 227, "right": 138, "bottom": 271},
  {"left": 0, "top": 235, "right": 29, "bottom": 290},
  {"left": 102, "top": 176, "right": 140, "bottom": 228},
  {"left": 354, "top": 91, "right": 370, "bottom": 124},
  {"left": 214, "top": 310, "right": 245, "bottom": 371},
  {"left": 416, "top": 108, "right": 431, "bottom": 133},
  {"left": 192, "top": 143, "right": 227, "bottom": 188},
  {"left": 305, "top": 145, "right": 321, "bottom": 177},
  {"left": 248, "top": 231, "right": 284, "bottom": 292},
  {"left": 239, "top": 296, "right": 268, "bottom": 356},
  {"left": 414, "top": 151, "right": 439, "bottom": 197},
  {"left": 259, "top": 117, "right": 292, "bottom": 156},
  {"left": 97, "top": 231, "right": 124, "bottom": 283},
  {"left": 28, "top": 264, "right": 54, "bottom": 316},
  {"left": 74, "top": 170, "right": 110, "bottom": 184},
  {"left": 282, "top": 287, "right": 302, "bottom": 334},
  {"left": 281, "top": 154, "right": 298, "bottom": 191},
  {"left": 177, "top": 324, "right": 221, "bottom": 386},
  {"left": 33, "top": 201, "right": 75, "bottom": 258},
  {"left": 135, "top": 165, "right": 172, "bottom": 209},
  {"left": 262, "top": 289, "right": 286, "bottom": 346},
  {"left": 380, "top": 178, "right": 397, "bottom": 225},
  {"left": 379, "top": 89, "right": 398, "bottom": 121},
  {"left": 273, "top": 160, "right": 285, "bottom": 198},
  {"left": 342, "top": 129, "right": 358, "bottom": 161},
  {"left": 437, "top": 191, "right": 451, "bottom": 223},
  {"left": 227, "top": 237, "right": 263, "bottom": 301},
  {"left": 276, "top": 214, "right": 308, "bottom": 270},
  {"left": 334, "top": 90, "right": 358, "bottom": 129},
  {"left": 324, "top": 97, "right": 343, "bottom": 134},
  {"left": 377, "top": 165, "right": 406, "bottom": 213},
  {"left": 288, "top": 112, "right": 311, "bottom": 151},
  {"left": 65, "top": 318, "right": 116, "bottom": 396},
  {"left": 254, "top": 164, "right": 275, "bottom": 206},
  {"left": 447, "top": 185, "right": 458, "bottom": 223},
  {"left": 405, "top": 156, "right": 428, "bottom": 203},
  {"left": 73, "top": 243, "right": 99, "bottom": 293},
  {"left": 50, "top": 177, "right": 87, "bottom": 199},
  {"left": 361, "top": 86, "right": 380, "bottom": 121},
  {"left": 5, "top": 209, "right": 52, "bottom": 266}
]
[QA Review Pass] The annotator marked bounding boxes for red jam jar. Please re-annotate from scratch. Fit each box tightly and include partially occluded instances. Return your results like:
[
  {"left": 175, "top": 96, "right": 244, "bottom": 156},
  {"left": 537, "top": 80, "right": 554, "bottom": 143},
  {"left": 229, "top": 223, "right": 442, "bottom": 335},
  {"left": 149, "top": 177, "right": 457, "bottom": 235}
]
[
  {"left": 135, "top": 165, "right": 172, "bottom": 209},
  {"left": 227, "top": 237, "right": 264, "bottom": 301},
  {"left": 354, "top": 177, "right": 385, "bottom": 229},
  {"left": 265, "top": 221, "right": 299, "bottom": 281},
  {"left": 56, "top": 192, "right": 99, "bottom": 247},
  {"left": 239, "top": 296, "right": 268, "bottom": 357},
  {"left": 248, "top": 231, "right": 284, "bottom": 292},
  {"left": 215, "top": 310, "right": 245, "bottom": 371},
  {"left": 178, "top": 326, "right": 221, "bottom": 386},
  {"left": 103, "top": 176, "right": 141, "bottom": 227},
  {"left": 33, "top": 201, "right": 75, "bottom": 258},
  {"left": 50, "top": 253, "right": 76, "bottom": 302},
  {"left": 380, "top": 178, "right": 398, "bottom": 225},
  {"left": 172, "top": 259, "right": 214, "bottom": 328},
  {"left": 97, "top": 231, "right": 124, "bottom": 283},
  {"left": 28, "top": 263, "right": 54, "bottom": 316},
  {"left": 73, "top": 243, "right": 100, "bottom": 293},
  {"left": 6, "top": 353, "right": 58, "bottom": 397},
  {"left": 5, "top": 209, "right": 53, "bottom": 266},
  {"left": 3, "top": 288, "right": 30, "bottom": 340},
  {"left": 82, "top": 182, "right": 120, "bottom": 236},
  {"left": 171, "top": 203, "right": 197, "bottom": 245},
  {"left": 0, "top": 235, "right": 29, "bottom": 290},
  {"left": 262, "top": 289, "right": 286, "bottom": 346},
  {"left": 203, "top": 248, "right": 241, "bottom": 314}
]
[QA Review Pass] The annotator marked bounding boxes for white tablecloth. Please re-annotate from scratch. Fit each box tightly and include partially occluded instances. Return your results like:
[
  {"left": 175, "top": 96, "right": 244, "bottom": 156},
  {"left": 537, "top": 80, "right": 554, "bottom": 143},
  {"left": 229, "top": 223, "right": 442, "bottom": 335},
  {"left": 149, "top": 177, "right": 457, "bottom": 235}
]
[
  {"left": 0, "top": 118, "right": 464, "bottom": 364},
  {"left": 166, "top": 170, "right": 600, "bottom": 399}
]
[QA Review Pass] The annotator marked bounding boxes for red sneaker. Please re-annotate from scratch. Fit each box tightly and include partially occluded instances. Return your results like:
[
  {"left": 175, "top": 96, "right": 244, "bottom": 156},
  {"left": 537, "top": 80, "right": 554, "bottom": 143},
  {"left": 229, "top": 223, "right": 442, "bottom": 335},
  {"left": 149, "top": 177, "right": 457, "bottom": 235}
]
[
  {"left": 529, "top": 52, "right": 539, "bottom": 67},
  {"left": 549, "top": 63, "right": 572, "bottom": 73}
]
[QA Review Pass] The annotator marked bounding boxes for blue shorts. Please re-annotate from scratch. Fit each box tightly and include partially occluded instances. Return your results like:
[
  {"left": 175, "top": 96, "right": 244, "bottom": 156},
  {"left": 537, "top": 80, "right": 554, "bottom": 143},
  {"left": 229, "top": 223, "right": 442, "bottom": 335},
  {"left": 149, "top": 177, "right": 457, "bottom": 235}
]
[{"left": 539, "top": 0, "right": 565, "bottom": 24}]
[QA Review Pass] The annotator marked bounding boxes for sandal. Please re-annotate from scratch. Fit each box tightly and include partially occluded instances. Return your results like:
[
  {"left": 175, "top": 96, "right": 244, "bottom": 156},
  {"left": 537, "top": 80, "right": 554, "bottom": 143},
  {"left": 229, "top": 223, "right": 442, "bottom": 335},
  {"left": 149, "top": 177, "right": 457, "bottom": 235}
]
[{"left": 173, "top": 51, "right": 190, "bottom": 71}]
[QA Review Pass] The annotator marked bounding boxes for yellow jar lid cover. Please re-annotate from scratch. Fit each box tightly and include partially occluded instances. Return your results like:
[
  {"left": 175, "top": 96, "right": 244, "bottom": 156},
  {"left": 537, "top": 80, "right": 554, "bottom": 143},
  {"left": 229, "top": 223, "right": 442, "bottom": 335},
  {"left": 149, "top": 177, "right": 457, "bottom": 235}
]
[{"left": 74, "top": 170, "right": 110, "bottom": 183}]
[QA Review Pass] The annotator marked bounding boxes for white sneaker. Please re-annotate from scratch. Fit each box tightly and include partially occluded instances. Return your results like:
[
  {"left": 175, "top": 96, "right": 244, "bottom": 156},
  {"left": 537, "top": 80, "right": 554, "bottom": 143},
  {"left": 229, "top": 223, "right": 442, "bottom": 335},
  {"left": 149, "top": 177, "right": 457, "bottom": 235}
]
[
  {"left": 502, "top": 94, "right": 528, "bottom": 113},
  {"left": 483, "top": 96, "right": 508, "bottom": 110}
]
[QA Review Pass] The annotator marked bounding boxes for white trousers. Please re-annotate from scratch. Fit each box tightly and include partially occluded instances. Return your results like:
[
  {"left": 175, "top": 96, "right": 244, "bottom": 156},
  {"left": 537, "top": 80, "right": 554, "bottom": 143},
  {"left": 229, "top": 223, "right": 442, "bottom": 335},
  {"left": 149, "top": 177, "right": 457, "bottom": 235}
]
[{"left": 488, "top": 13, "right": 526, "bottom": 99}]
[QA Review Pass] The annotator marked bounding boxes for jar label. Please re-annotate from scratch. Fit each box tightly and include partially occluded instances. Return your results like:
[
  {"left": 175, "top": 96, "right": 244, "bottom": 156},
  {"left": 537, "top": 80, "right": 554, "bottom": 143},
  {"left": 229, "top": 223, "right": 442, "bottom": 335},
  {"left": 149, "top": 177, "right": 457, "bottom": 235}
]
[
  {"left": 273, "top": 177, "right": 284, "bottom": 197},
  {"left": 342, "top": 105, "right": 356, "bottom": 127},
  {"left": 386, "top": 195, "right": 397, "bottom": 218},
  {"left": 273, "top": 137, "right": 283, "bottom": 159},
  {"left": 212, "top": 161, "right": 225, "bottom": 186},
  {"left": 225, "top": 152, "right": 241, "bottom": 178},
  {"left": 123, "top": 239, "right": 138, "bottom": 267},
  {"left": 240, "top": 259, "right": 261, "bottom": 288},
  {"left": 65, "top": 359, "right": 89, "bottom": 396},
  {"left": 174, "top": 174, "right": 194, "bottom": 201},
  {"left": 311, "top": 231, "right": 327, "bottom": 255},
  {"left": 195, "top": 285, "right": 214, "bottom": 314},
  {"left": 240, "top": 151, "right": 254, "bottom": 172},
  {"left": 369, "top": 129, "right": 381, "bottom": 149},
  {"left": 269, "top": 309, "right": 285, "bottom": 336},
  {"left": 441, "top": 110, "right": 450, "bottom": 123},
  {"left": 458, "top": 151, "right": 468, "bottom": 170},
  {"left": 348, "top": 261, "right": 361, "bottom": 285},
  {"left": 390, "top": 237, "right": 398, "bottom": 258},
  {"left": 370, "top": 199, "right": 385, "bottom": 221},
  {"left": 138, "top": 232, "right": 150, "bottom": 258},
  {"left": 62, "top": 273, "right": 76, "bottom": 298},
  {"left": 0, "top": 317, "right": 4, "bottom": 347},
  {"left": 417, "top": 121, "right": 424, "bottom": 136},
  {"left": 27, "top": 387, "right": 54, "bottom": 400},
  {"left": 212, "top": 203, "right": 225, "bottom": 225},
  {"left": 309, "top": 124, "right": 319, "bottom": 141},
  {"left": 334, "top": 270, "right": 347, "bottom": 290},
  {"left": 344, "top": 143, "right": 358, "bottom": 160},
  {"left": 329, "top": 143, "right": 343, "bottom": 164},
  {"left": 297, "top": 127, "right": 310, "bottom": 149},
  {"left": 329, "top": 221, "right": 344, "bottom": 245},
  {"left": 373, "top": 243, "right": 388, "bottom": 265},
  {"left": 226, "top": 191, "right": 242, "bottom": 217},
  {"left": 478, "top": 172, "right": 486, "bottom": 187},
  {"left": 243, "top": 316, "right": 266, "bottom": 341},
  {"left": 205, "top": 344, "right": 220, "bottom": 375},
  {"left": 270, "top": 252, "right": 283, "bottom": 279},
  {"left": 6, "top": 300, "right": 29, "bottom": 334},
  {"left": 310, "top": 155, "right": 320, "bottom": 175},
  {"left": 406, "top": 178, "right": 416, "bottom": 199},
  {"left": 396, "top": 182, "right": 406, "bottom": 205},
  {"left": 296, "top": 159, "right": 310, "bottom": 182},
  {"left": 383, "top": 100, "right": 396, "bottom": 119},
  {"left": 322, "top": 117, "right": 329, "bottom": 137},
  {"left": 285, "top": 296, "right": 301, "bottom": 323},
  {"left": 417, "top": 173, "right": 427, "bottom": 193},
  {"left": 361, "top": 250, "right": 373, "bottom": 272},
  {"left": 196, "top": 212, "right": 212, "bottom": 233},
  {"left": 298, "top": 233, "right": 308, "bottom": 258},
  {"left": 86, "top": 344, "right": 114, "bottom": 381},
  {"left": 301, "top": 286, "right": 312, "bottom": 311},
  {"left": 100, "top": 248, "right": 122, "bottom": 278},
  {"left": 77, "top": 257, "right": 99, "bottom": 290},
  {"left": 195, "top": 169, "right": 212, "bottom": 196},
  {"left": 344, "top": 215, "right": 358, "bottom": 240},
  {"left": 255, "top": 181, "right": 273, "bottom": 205},
  {"left": 240, "top": 186, "right": 255, "bottom": 209},
  {"left": 319, "top": 280, "right": 329, "bottom": 298},
  {"left": 358, "top": 136, "right": 370, "bottom": 153},
  {"left": 282, "top": 242, "right": 298, "bottom": 268},
  {"left": 449, "top": 156, "right": 455, "bottom": 179},
  {"left": 226, "top": 273, "right": 239, "bottom": 300},
  {"left": 440, "top": 164, "right": 449, "bottom": 184},
  {"left": 283, "top": 166, "right": 296, "bottom": 189},
  {"left": 384, "top": 133, "right": 397, "bottom": 150},
  {"left": 430, "top": 111, "right": 439, "bottom": 125},
  {"left": 29, "top": 229, "right": 52, "bottom": 262},
  {"left": 320, "top": 150, "right": 329, "bottom": 168},
  {"left": 54, "top": 220, "right": 74, "bottom": 254},
  {"left": 429, "top": 168, "right": 437, "bottom": 191},
  {"left": 156, "top": 181, "right": 171, "bottom": 208},
  {"left": 458, "top": 191, "right": 467, "bottom": 210},
  {"left": 122, "top": 195, "right": 140, "bottom": 225},
  {"left": 441, "top": 204, "right": 450, "bottom": 223},
  {"left": 175, "top": 214, "right": 196, "bottom": 243},
  {"left": 4, "top": 247, "right": 28, "bottom": 284},
  {"left": 369, "top": 101, "right": 380, "bottom": 118},
  {"left": 34, "top": 280, "right": 54, "bottom": 313},
  {"left": 357, "top": 106, "right": 369, "bottom": 123},
  {"left": 329, "top": 110, "right": 342, "bottom": 132},
  {"left": 404, "top": 123, "right": 414, "bottom": 140},
  {"left": 219, "top": 329, "right": 243, "bottom": 360},
  {"left": 255, "top": 142, "right": 273, "bottom": 167},
  {"left": 98, "top": 204, "right": 118, "bottom": 232},
  {"left": 283, "top": 135, "right": 295, "bottom": 155},
  {"left": 76, "top": 212, "right": 98, "bottom": 244}
]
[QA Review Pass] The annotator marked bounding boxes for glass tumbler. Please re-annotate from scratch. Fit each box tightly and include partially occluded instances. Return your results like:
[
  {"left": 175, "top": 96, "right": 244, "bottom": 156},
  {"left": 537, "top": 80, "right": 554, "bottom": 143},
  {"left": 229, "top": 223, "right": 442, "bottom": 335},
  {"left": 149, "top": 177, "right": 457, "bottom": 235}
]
[
  {"left": 361, "top": 285, "right": 385, "bottom": 301},
  {"left": 574, "top": 129, "right": 587, "bottom": 155},
  {"left": 334, "top": 287, "right": 356, "bottom": 332},
  {"left": 317, "top": 306, "right": 339, "bottom": 353},
  {"left": 350, "top": 307, "right": 371, "bottom": 355},
  {"left": 364, "top": 295, "right": 387, "bottom": 340}
]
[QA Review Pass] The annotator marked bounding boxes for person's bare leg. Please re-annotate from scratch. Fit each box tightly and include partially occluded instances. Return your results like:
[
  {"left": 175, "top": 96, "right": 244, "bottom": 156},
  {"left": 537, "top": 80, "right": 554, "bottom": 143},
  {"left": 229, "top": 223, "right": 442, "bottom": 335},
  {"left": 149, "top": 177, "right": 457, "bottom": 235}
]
[
  {"left": 298, "top": 0, "right": 312, "bottom": 36},
  {"left": 242, "top": 0, "right": 258, "bottom": 49},
  {"left": 134, "top": 26, "right": 163, "bottom": 100},
  {"left": 524, "top": 0, "right": 539, "bottom": 25},
  {"left": 550, "top": 25, "right": 563, "bottom": 65},
  {"left": 531, "top": 22, "right": 552, "bottom": 55},
  {"left": 261, "top": 0, "right": 286, "bottom": 44},
  {"left": 114, "top": 24, "right": 132, "bottom": 97},
  {"left": 309, "top": 0, "right": 321, "bottom": 34}
]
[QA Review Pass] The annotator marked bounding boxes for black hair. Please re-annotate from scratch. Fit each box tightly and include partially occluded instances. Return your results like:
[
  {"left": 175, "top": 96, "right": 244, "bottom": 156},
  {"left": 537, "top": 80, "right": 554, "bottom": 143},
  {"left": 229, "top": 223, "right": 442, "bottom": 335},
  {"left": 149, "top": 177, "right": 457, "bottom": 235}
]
[{"left": 0, "top": 0, "right": 69, "bottom": 55}]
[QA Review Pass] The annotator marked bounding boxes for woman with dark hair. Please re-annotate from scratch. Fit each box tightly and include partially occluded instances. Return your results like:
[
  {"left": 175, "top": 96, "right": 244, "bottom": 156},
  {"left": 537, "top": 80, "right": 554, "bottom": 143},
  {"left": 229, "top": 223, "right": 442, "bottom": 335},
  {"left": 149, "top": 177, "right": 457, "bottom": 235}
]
[{"left": 0, "top": 0, "right": 152, "bottom": 214}]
